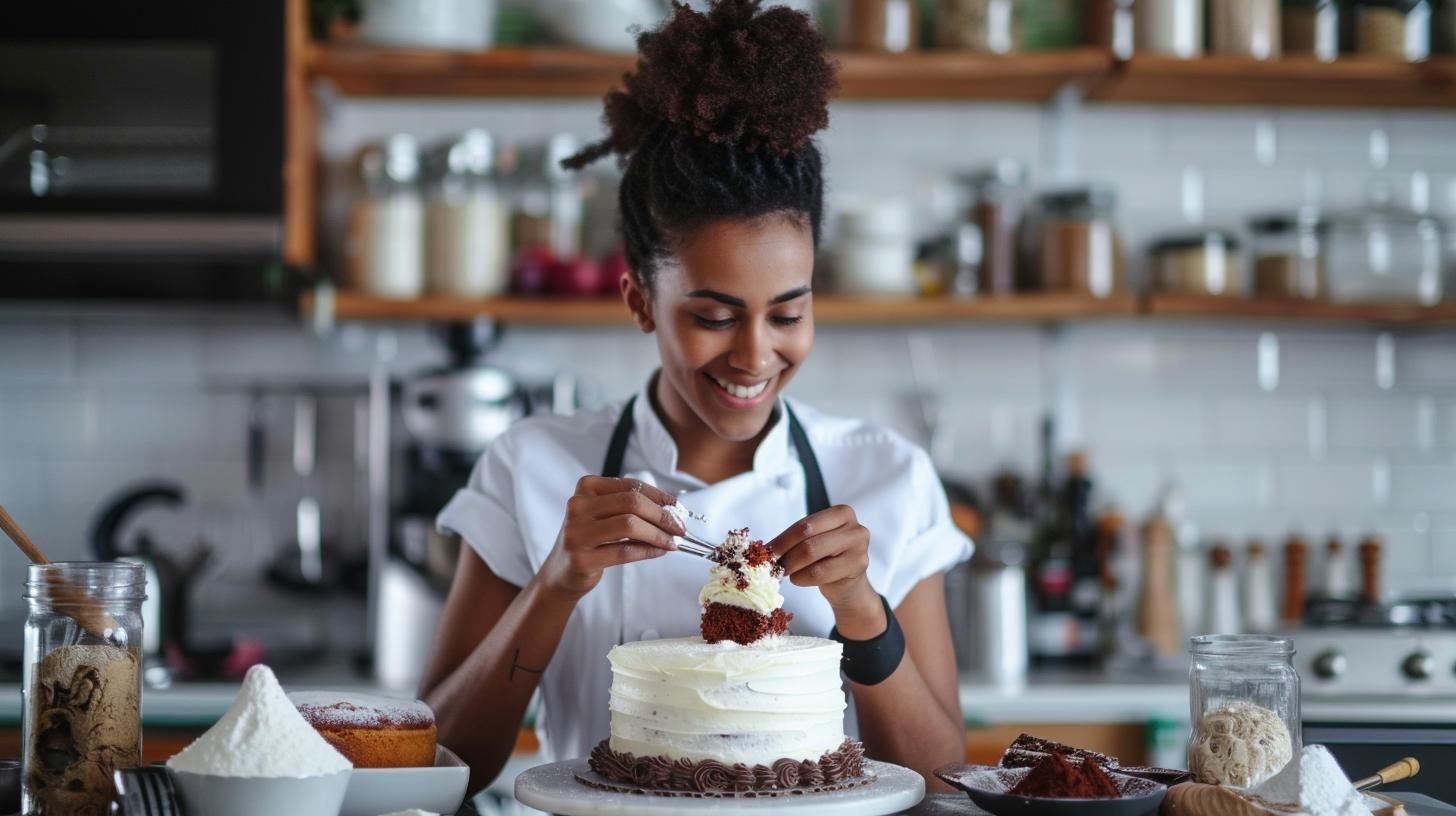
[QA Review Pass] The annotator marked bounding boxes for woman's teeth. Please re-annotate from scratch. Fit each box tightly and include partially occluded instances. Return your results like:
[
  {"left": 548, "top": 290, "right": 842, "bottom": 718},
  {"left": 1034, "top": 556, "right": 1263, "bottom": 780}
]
[{"left": 711, "top": 376, "right": 769, "bottom": 399}]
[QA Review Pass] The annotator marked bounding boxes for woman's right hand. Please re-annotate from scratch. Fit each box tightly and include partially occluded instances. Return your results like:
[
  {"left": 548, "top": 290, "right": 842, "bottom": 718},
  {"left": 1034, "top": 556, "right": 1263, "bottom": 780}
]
[{"left": 536, "top": 476, "right": 684, "bottom": 599}]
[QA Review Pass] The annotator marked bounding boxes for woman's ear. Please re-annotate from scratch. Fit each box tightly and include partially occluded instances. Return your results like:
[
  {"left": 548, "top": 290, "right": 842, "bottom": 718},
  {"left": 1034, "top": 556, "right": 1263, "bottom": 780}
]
[{"left": 621, "top": 270, "right": 655, "bottom": 333}]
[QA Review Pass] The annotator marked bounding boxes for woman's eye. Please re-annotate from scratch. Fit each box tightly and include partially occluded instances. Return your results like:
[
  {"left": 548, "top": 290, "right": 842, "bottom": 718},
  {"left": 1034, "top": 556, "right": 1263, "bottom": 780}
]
[
  {"left": 693, "top": 315, "right": 735, "bottom": 329},
  {"left": 772, "top": 315, "right": 804, "bottom": 327}
]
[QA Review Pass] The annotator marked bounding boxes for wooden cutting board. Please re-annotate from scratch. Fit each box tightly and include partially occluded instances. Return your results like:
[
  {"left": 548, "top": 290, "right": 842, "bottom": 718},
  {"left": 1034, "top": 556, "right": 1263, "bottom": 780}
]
[{"left": 1161, "top": 783, "right": 1405, "bottom": 816}]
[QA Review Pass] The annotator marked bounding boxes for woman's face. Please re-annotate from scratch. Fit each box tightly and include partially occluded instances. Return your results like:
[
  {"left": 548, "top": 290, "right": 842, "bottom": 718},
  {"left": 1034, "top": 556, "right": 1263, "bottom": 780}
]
[{"left": 631, "top": 216, "right": 815, "bottom": 443}]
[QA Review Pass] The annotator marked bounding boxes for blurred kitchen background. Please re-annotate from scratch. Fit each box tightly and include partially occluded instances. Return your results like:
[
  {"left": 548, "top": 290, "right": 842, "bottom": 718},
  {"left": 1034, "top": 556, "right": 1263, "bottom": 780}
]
[{"left": 4, "top": 0, "right": 1456, "bottom": 809}]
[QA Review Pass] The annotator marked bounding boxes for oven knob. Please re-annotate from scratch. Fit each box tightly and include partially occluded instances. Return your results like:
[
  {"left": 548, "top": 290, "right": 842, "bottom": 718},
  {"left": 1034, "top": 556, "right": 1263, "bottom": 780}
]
[
  {"left": 1403, "top": 651, "right": 1435, "bottom": 681},
  {"left": 1312, "top": 650, "right": 1347, "bottom": 680}
]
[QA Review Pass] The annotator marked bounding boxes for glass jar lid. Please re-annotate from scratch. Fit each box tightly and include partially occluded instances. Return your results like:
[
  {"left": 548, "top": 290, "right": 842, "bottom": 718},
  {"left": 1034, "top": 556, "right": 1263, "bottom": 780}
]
[
  {"left": 359, "top": 133, "right": 421, "bottom": 190},
  {"left": 25, "top": 561, "right": 147, "bottom": 602},
  {"left": 1038, "top": 185, "right": 1118, "bottom": 218},
  {"left": 1190, "top": 634, "right": 1295, "bottom": 657},
  {"left": 1150, "top": 229, "right": 1241, "bottom": 254}
]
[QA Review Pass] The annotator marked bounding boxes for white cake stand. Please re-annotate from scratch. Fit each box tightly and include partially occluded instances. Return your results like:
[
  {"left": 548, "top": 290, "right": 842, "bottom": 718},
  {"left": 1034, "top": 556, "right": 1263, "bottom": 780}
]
[{"left": 516, "top": 759, "right": 925, "bottom": 816}]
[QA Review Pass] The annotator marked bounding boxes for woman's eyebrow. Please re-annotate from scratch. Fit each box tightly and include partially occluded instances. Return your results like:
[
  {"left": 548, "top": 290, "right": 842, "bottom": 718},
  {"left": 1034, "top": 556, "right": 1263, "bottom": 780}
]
[
  {"left": 685, "top": 286, "right": 812, "bottom": 307},
  {"left": 770, "top": 286, "right": 812, "bottom": 305}
]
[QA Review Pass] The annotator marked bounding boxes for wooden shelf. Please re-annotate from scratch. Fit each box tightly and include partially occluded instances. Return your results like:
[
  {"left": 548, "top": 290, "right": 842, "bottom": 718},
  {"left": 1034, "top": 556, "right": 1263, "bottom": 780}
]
[
  {"left": 309, "top": 44, "right": 1113, "bottom": 101},
  {"left": 304, "top": 290, "right": 630, "bottom": 324},
  {"left": 309, "top": 45, "right": 634, "bottom": 97},
  {"left": 810, "top": 292, "right": 1138, "bottom": 322},
  {"left": 304, "top": 290, "right": 1140, "bottom": 325},
  {"left": 1094, "top": 55, "right": 1456, "bottom": 108},
  {"left": 306, "top": 289, "right": 1456, "bottom": 327},
  {"left": 832, "top": 48, "right": 1112, "bottom": 100},
  {"left": 1144, "top": 295, "right": 1456, "bottom": 325},
  {"left": 307, "top": 44, "right": 1456, "bottom": 107}
]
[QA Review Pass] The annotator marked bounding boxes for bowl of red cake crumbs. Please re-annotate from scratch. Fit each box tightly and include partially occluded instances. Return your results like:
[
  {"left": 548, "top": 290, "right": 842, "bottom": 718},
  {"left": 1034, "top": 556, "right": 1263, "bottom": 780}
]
[{"left": 935, "top": 753, "right": 1167, "bottom": 816}]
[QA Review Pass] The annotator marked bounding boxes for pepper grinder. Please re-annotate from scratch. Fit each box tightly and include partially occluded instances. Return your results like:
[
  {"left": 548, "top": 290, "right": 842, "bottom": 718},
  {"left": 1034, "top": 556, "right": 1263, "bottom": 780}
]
[
  {"left": 1205, "top": 542, "right": 1242, "bottom": 635},
  {"left": 1243, "top": 539, "right": 1277, "bottom": 634},
  {"left": 1135, "top": 513, "right": 1181, "bottom": 656},
  {"left": 1323, "top": 535, "right": 1350, "bottom": 599},
  {"left": 1359, "top": 535, "right": 1384, "bottom": 607},
  {"left": 1281, "top": 534, "right": 1309, "bottom": 627}
]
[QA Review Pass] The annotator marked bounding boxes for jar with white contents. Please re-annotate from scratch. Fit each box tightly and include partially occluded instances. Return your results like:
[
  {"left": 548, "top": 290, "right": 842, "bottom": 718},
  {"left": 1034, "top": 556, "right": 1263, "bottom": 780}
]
[{"left": 1187, "top": 635, "right": 1302, "bottom": 789}]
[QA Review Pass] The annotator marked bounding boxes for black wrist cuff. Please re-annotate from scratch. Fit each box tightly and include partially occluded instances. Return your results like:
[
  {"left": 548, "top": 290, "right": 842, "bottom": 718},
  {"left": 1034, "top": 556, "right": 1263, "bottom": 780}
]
[{"left": 829, "top": 594, "right": 905, "bottom": 686}]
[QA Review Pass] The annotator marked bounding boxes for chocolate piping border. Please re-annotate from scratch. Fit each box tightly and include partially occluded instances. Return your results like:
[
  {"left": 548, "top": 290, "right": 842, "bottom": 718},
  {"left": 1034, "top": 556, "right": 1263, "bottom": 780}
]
[{"left": 585, "top": 738, "right": 870, "bottom": 797}]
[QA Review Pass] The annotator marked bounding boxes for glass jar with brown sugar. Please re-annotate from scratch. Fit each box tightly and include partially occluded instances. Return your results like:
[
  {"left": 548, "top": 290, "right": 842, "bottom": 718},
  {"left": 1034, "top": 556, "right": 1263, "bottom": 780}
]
[
  {"left": 1032, "top": 186, "right": 1125, "bottom": 297},
  {"left": 1355, "top": 0, "right": 1433, "bottom": 60},
  {"left": 1249, "top": 212, "right": 1327, "bottom": 300},
  {"left": 1283, "top": 0, "right": 1341, "bottom": 61}
]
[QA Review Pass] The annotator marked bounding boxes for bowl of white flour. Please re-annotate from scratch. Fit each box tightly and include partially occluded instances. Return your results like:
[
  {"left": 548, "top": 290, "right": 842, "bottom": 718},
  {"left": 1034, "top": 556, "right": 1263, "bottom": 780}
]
[{"left": 166, "top": 665, "right": 354, "bottom": 816}]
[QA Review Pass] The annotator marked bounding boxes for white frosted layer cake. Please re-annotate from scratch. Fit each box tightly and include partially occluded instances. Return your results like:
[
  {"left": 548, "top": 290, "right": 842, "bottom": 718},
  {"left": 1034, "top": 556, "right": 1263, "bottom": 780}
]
[{"left": 606, "top": 635, "right": 847, "bottom": 767}]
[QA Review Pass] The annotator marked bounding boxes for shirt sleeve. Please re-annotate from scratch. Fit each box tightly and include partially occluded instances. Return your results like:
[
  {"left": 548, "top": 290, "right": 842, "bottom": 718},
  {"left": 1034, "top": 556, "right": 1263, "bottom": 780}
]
[
  {"left": 436, "top": 431, "right": 535, "bottom": 589},
  {"left": 882, "top": 448, "right": 974, "bottom": 610}
]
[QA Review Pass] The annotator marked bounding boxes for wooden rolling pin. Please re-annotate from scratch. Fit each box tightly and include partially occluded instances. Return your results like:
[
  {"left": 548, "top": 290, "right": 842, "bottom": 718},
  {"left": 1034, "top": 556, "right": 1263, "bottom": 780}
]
[{"left": 0, "top": 503, "right": 122, "bottom": 641}]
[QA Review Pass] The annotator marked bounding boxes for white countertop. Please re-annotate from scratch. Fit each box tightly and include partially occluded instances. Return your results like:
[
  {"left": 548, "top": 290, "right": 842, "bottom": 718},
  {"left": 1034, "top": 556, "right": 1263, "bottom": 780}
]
[{"left": 4, "top": 671, "right": 1446, "bottom": 730}]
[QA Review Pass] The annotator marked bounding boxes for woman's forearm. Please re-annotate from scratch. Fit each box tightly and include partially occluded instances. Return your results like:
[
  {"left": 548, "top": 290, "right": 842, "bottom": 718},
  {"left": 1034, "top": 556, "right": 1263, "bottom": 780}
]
[
  {"left": 849, "top": 655, "right": 964, "bottom": 789},
  {"left": 834, "top": 593, "right": 963, "bottom": 790},
  {"left": 423, "top": 577, "right": 581, "bottom": 792}
]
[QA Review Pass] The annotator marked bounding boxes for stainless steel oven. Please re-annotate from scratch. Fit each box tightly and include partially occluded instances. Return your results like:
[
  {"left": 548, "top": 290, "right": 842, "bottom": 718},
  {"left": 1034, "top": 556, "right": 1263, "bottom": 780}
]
[
  {"left": 1296, "top": 612, "right": 1456, "bottom": 803},
  {"left": 0, "top": 3, "right": 286, "bottom": 298}
]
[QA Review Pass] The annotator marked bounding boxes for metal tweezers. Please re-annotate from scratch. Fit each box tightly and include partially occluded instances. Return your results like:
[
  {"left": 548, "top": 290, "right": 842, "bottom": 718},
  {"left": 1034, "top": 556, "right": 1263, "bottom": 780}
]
[{"left": 674, "top": 530, "right": 718, "bottom": 559}]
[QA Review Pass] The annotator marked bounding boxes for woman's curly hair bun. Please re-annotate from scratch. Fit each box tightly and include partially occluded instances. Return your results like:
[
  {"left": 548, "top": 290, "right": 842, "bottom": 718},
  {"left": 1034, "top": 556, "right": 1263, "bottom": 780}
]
[{"left": 564, "top": 0, "right": 837, "bottom": 170}]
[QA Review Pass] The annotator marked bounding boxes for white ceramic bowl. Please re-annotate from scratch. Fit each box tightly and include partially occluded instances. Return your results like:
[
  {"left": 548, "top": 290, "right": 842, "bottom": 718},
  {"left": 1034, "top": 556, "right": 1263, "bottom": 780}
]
[
  {"left": 339, "top": 745, "right": 470, "bottom": 816},
  {"left": 170, "top": 768, "right": 351, "bottom": 816}
]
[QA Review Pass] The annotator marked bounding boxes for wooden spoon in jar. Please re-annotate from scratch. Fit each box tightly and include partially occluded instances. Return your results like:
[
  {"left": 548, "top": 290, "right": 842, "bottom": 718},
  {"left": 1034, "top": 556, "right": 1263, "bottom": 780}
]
[{"left": 0, "top": 503, "right": 123, "bottom": 642}]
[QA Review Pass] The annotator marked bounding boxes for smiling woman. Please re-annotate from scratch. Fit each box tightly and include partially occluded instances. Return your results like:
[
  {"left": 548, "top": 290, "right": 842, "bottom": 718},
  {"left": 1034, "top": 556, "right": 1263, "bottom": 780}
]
[{"left": 416, "top": 0, "right": 972, "bottom": 799}]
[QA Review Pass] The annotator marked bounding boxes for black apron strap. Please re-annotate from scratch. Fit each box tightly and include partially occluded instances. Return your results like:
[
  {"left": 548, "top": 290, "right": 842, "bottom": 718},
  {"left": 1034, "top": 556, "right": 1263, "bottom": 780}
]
[
  {"left": 599, "top": 394, "right": 830, "bottom": 516},
  {"left": 601, "top": 395, "right": 637, "bottom": 478},
  {"left": 786, "top": 404, "right": 830, "bottom": 516}
]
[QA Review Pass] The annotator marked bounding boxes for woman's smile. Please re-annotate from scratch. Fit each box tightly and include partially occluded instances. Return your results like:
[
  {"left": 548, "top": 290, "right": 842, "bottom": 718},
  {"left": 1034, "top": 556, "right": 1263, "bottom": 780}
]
[{"left": 705, "top": 371, "right": 775, "bottom": 408}]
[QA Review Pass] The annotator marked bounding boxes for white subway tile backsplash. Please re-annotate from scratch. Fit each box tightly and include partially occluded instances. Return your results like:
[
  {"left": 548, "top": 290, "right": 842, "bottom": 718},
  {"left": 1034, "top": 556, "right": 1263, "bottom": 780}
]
[
  {"left": 1081, "top": 393, "right": 1208, "bottom": 451},
  {"left": 1211, "top": 396, "right": 1310, "bottom": 450},
  {"left": 76, "top": 321, "right": 201, "bottom": 384},
  {"left": 1389, "top": 464, "right": 1456, "bottom": 511},
  {"left": 1152, "top": 325, "right": 1264, "bottom": 390},
  {"left": 1431, "top": 529, "right": 1456, "bottom": 583},
  {"left": 1280, "top": 461, "right": 1381, "bottom": 511},
  {"left": 1328, "top": 397, "right": 1428, "bottom": 452},
  {"left": 1171, "top": 459, "right": 1276, "bottom": 512},
  {"left": 0, "top": 319, "right": 75, "bottom": 383}
]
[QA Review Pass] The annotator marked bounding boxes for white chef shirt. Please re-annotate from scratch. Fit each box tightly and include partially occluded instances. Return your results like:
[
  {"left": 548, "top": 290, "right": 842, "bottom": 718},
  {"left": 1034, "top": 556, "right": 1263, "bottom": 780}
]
[{"left": 436, "top": 381, "right": 973, "bottom": 764}]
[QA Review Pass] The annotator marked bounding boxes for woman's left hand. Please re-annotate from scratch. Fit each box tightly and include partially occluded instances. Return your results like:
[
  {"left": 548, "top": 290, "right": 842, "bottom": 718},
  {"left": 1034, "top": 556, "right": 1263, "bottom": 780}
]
[{"left": 768, "top": 505, "right": 882, "bottom": 628}]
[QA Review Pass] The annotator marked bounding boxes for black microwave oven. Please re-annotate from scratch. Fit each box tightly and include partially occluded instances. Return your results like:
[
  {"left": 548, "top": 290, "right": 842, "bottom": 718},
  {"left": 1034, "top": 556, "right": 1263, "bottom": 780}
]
[{"left": 0, "top": 3, "right": 286, "bottom": 299}]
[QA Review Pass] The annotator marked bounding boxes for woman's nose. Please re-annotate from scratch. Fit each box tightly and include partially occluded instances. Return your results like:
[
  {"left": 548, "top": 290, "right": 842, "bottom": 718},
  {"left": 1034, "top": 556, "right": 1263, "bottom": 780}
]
[{"left": 728, "top": 322, "right": 772, "bottom": 374}]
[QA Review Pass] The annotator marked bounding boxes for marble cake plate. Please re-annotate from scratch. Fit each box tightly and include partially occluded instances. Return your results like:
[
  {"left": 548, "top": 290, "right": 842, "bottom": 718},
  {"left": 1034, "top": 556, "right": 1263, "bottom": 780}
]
[{"left": 516, "top": 758, "right": 925, "bottom": 815}]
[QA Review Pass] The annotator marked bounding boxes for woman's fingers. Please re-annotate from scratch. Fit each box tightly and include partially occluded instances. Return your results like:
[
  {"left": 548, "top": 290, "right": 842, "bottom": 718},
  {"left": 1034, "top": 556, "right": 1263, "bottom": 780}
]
[
  {"left": 582, "top": 490, "right": 687, "bottom": 532},
  {"left": 788, "top": 547, "right": 871, "bottom": 588},
  {"left": 574, "top": 475, "right": 677, "bottom": 507},
  {"left": 769, "top": 505, "right": 856, "bottom": 562},
  {"left": 570, "top": 514, "right": 677, "bottom": 554}
]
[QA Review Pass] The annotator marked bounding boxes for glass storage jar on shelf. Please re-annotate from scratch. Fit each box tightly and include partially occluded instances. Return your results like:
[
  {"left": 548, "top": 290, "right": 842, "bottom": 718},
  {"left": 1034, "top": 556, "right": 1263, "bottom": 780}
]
[
  {"left": 839, "top": 0, "right": 921, "bottom": 51},
  {"left": 425, "top": 129, "right": 509, "bottom": 298},
  {"left": 1283, "top": 0, "right": 1341, "bottom": 61},
  {"left": 1031, "top": 185, "right": 1126, "bottom": 297},
  {"left": 1249, "top": 211, "right": 1327, "bottom": 299},
  {"left": 23, "top": 562, "right": 146, "bottom": 816},
  {"left": 351, "top": 134, "right": 425, "bottom": 299},
  {"left": 509, "top": 133, "right": 585, "bottom": 261},
  {"left": 1212, "top": 0, "right": 1283, "bottom": 58},
  {"left": 1355, "top": 0, "right": 1433, "bottom": 60},
  {"left": 1150, "top": 229, "right": 1244, "bottom": 297},
  {"left": 958, "top": 160, "right": 1028, "bottom": 296},
  {"left": 937, "top": 0, "right": 1022, "bottom": 53},
  {"left": 1134, "top": 0, "right": 1206, "bottom": 58},
  {"left": 1324, "top": 181, "right": 1445, "bottom": 305},
  {"left": 1188, "top": 635, "right": 1302, "bottom": 789}
]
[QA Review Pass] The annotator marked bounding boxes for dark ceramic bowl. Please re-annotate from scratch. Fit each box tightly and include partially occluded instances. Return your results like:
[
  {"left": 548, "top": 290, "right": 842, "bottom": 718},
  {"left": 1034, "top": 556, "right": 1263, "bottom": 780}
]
[
  {"left": 0, "top": 758, "right": 19, "bottom": 815},
  {"left": 935, "top": 764, "right": 1167, "bottom": 816}
]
